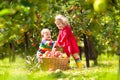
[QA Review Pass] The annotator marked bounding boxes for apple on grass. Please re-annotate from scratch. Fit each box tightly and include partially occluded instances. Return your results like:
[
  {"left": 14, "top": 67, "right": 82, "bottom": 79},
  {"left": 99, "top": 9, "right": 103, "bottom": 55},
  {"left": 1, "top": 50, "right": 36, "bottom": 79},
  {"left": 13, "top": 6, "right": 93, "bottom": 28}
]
[{"left": 49, "top": 68, "right": 54, "bottom": 71}]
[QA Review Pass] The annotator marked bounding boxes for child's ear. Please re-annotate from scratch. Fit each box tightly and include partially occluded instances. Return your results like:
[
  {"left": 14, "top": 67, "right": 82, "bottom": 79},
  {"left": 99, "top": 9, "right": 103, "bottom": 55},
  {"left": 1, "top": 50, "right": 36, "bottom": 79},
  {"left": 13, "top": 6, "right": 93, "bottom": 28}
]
[{"left": 41, "top": 35, "right": 44, "bottom": 37}]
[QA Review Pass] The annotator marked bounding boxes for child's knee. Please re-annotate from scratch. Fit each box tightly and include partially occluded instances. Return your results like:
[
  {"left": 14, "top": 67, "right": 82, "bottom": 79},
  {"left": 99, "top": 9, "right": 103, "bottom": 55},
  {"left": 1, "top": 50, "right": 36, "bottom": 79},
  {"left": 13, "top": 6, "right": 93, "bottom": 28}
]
[{"left": 72, "top": 53, "right": 80, "bottom": 59}]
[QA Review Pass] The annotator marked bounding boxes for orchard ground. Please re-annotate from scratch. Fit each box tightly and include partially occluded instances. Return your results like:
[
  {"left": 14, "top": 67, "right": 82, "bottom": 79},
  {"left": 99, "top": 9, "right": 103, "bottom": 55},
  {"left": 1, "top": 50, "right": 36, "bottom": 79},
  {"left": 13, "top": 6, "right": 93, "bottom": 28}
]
[{"left": 0, "top": 54, "right": 119, "bottom": 80}]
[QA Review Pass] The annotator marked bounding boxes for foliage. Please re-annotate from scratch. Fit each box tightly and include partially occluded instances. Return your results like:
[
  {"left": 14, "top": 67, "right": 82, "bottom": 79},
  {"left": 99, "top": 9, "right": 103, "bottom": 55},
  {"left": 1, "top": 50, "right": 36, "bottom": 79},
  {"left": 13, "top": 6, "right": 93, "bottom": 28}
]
[
  {"left": 25, "top": 55, "right": 40, "bottom": 72},
  {"left": 0, "top": 0, "right": 120, "bottom": 60}
]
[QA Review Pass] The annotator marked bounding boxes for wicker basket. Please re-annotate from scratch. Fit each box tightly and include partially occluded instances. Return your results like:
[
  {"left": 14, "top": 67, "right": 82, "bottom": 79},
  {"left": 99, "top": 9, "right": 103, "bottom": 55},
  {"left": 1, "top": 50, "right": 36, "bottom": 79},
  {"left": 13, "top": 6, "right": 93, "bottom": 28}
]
[{"left": 40, "top": 57, "right": 69, "bottom": 71}]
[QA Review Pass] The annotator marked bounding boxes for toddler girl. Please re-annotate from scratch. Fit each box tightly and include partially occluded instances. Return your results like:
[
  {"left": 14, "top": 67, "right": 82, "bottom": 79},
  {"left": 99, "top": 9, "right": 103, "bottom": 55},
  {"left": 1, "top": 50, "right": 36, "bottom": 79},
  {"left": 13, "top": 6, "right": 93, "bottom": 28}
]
[{"left": 53, "top": 14, "right": 82, "bottom": 69}]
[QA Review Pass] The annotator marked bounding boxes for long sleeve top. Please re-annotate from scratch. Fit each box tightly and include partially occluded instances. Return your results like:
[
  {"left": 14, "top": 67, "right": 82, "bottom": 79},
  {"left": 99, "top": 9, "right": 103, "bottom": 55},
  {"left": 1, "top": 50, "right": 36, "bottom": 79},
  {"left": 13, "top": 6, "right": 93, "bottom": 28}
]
[{"left": 38, "top": 39, "right": 55, "bottom": 54}]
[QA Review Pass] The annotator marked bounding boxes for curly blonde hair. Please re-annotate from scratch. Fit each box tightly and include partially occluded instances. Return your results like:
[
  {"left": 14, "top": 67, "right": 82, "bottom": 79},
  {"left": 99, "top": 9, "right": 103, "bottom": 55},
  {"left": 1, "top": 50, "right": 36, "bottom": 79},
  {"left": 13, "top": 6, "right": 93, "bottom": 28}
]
[
  {"left": 55, "top": 14, "right": 69, "bottom": 26},
  {"left": 41, "top": 28, "right": 50, "bottom": 37}
]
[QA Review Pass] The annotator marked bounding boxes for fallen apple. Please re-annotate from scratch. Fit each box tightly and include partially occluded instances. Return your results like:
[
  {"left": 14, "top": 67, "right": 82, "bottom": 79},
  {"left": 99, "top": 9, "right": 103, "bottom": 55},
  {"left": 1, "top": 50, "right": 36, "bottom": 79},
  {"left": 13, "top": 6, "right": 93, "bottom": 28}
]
[{"left": 49, "top": 68, "right": 54, "bottom": 71}]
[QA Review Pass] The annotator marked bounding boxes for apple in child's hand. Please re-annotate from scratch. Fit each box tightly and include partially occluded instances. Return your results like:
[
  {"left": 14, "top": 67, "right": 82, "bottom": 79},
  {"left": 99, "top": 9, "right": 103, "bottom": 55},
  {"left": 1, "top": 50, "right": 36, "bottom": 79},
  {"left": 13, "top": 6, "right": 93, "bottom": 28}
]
[{"left": 39, "top": 53, "right": 43, "bottom": 56}]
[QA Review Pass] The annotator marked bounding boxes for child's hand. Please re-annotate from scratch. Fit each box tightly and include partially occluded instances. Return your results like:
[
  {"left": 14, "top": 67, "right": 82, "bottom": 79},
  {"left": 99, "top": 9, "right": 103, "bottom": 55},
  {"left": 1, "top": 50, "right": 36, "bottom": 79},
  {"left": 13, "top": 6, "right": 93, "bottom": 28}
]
[
  {"left": 52, "top": 41, "right": 57, "bottom": 52},
  {"left": 53, "top": 41, "right": 60, "bottom": 48},
  {"left": 52, "top": 48, "right": 56, "bottom": 54}
]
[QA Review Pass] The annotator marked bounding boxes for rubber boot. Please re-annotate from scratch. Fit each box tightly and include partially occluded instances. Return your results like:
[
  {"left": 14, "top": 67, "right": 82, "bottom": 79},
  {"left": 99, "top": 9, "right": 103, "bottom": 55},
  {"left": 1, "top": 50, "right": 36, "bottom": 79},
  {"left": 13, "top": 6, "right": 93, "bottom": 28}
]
[{"left": 76, "top": 61, "right": 82, "bottom": 70}]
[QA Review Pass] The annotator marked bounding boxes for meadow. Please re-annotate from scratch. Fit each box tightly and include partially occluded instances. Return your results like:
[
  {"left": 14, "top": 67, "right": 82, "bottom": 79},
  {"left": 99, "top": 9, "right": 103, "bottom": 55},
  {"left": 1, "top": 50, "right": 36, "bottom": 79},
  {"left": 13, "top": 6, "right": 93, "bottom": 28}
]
[{"left": 0, "top": 54, "right": 119, "bottom": 80}]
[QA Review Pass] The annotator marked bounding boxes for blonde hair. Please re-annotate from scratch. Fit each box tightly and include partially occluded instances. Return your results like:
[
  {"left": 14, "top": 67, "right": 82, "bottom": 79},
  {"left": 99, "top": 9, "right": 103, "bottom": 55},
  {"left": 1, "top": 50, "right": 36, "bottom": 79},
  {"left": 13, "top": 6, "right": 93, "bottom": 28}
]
[
  {"left": 55, "top": 14, "right": 68, "bottom": 25},
  {"left": 41, "top": 28, "right": 50, "bottom": 37}
]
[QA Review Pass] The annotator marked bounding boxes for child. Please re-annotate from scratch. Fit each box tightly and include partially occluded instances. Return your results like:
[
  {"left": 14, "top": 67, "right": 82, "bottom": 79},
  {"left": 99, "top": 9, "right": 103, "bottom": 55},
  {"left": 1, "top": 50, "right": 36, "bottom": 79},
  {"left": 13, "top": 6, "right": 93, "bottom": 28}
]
[
  {"left": 36, "top": 28, "right": 55, "bottom": 62},
  {"left": 53, "top": 14, "right": 82, "bottom": 69}
]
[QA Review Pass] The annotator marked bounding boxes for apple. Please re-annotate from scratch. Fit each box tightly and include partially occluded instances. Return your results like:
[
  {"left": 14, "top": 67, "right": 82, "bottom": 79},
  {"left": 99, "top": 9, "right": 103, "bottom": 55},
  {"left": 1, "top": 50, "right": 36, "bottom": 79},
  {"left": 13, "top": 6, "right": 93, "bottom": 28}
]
[
  {"left": 42, "top": 54, "right": 46, "bottom": 57},
  {"left": 16, "top": 40, "right": 22, "bottom": 44},
  {"left": 39, "top": 53, "right": 43, "bottom": 56},
  {"left": 62, "top": 54, "right": 67, "bottom": 58},
  {"left": 31, "top": 43, "right": 36, "bottom": 47},
  {"left": 20, "top": 28, "right": 25, "bottom": 33},
  {"left": 54, "top": 69, "right": 61, "bottom": 73},
  {"left": 58, "top": 55, "right": 62, "bottom": 58},
  {"left": 85, "top": 0, "right": 94, "bottom": 3},
  {"left": 93, "top": 0, "right": 107, "bottom": 12},
  {"left": 48, "top": 54, "right": 51, "bottom": 57},
  {"left": 45, "top": 51, "right": 51, "bottom": 57},
  {"left": 49, "top": 68, "right": 54, "bottom": 71},
  {"left": 54, "top": 51, "right": 60, "bottom": 57}
]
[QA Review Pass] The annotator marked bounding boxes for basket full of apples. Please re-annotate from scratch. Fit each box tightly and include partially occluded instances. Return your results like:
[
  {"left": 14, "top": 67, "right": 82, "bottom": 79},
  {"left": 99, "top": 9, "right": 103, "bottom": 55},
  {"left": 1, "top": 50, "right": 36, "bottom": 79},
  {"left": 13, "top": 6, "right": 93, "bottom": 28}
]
[{"left": 38, "top": 51, "right": 69, "bottom": 71}]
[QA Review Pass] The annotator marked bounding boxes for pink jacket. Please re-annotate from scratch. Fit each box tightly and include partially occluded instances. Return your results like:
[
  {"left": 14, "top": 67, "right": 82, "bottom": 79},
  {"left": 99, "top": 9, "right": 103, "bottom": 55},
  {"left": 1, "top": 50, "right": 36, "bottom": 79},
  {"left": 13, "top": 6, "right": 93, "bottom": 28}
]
[{"left": 57, "top": 25, "right": 80, "bottom": 57}]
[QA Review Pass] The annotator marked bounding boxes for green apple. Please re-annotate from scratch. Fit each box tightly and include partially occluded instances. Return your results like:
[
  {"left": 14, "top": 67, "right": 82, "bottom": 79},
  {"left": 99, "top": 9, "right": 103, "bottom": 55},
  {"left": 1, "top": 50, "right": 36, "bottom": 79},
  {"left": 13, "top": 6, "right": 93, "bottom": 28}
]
[
  {"left": 93, "top": 0, "right": 107, "bottom": 12},
  {"left": 85, "top": 0, "right": 94, "bottom": 3}
]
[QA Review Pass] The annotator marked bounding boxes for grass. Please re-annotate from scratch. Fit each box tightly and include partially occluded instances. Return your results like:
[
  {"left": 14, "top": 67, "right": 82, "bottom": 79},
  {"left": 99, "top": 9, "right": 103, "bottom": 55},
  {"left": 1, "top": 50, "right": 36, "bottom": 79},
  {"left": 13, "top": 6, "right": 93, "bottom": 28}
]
[{"left": 0, "top": 54, "right": 120, "bottom": 80}]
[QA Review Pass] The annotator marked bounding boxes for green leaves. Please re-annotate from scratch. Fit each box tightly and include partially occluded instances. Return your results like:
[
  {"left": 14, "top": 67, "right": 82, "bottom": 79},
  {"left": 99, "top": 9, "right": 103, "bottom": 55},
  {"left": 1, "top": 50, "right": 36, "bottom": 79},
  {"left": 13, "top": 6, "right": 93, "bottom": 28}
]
[
  {"left": 0, "top": 0, "right": 120, "bottom": 58},
  {"left": 0, "top": 9, "right": 16, "bottom": 16}
]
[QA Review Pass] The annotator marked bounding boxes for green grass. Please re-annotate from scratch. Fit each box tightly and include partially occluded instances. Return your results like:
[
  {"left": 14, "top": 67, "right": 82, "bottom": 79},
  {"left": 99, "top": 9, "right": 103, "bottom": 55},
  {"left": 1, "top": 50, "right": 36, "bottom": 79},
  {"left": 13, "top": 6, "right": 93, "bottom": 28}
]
[{"left": 0, "top": 54, "right": 120, "bottom": 80}]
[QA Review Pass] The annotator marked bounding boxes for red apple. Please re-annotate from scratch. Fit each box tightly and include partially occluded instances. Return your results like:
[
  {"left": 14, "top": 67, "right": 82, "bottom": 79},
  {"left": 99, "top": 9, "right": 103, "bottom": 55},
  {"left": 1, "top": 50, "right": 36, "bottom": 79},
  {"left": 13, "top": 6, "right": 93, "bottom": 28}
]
[
  {"left": 48, "top": 54, "right": 51, "bottom": 57},
  {"left": 58, "top": 55, "right": 62, "bottom": 58},
  {"left": 31, "top": 43, "right": 36, "bottom": 47},
  {"left": 45, "top": 51, "right": 51, "bottom": 57},
  {"left": 54, "top": 51, "right": 60, "bottom": 57},
  {"left": 39, "top": 53, "right": 43, "bottom": 56}
]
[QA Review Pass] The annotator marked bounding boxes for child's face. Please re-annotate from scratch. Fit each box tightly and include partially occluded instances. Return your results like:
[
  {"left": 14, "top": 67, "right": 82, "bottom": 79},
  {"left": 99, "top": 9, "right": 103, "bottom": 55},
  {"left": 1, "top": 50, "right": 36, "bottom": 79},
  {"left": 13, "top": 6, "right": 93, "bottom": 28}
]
[
  {"left": 43, "top": 31, "right": 51, "bottom": 40},
  {"left": 55, "top": 19, "right": 65, "bottom": 29}
]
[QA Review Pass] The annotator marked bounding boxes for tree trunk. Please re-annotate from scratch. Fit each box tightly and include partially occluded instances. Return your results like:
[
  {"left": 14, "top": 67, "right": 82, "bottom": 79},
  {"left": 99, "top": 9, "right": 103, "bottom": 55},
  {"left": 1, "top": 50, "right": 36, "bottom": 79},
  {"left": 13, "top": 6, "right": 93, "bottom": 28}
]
[
  {"left": 87, "top": 36, "right": 98, "bottom": 65},
  {"left": 9, "top": 42, "right": 15, "bottom": 62},
  {"left": 83, "top": 34, "right": 90, "bottom": 67},
  {"left": 79, "top": 46, "right": 84, "bottom": 60},
  {"left": 24, "top": 32, "right": 29, "bottom": 56}
]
